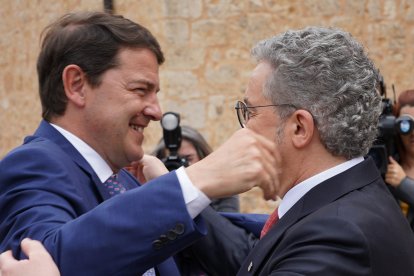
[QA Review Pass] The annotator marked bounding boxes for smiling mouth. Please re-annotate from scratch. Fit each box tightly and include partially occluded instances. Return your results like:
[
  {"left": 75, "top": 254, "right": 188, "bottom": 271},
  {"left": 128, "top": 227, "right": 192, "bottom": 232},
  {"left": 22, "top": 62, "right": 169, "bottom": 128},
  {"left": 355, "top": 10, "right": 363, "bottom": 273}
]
[{"left": 129, "top": 124, "right": 144, "bottom": 133}]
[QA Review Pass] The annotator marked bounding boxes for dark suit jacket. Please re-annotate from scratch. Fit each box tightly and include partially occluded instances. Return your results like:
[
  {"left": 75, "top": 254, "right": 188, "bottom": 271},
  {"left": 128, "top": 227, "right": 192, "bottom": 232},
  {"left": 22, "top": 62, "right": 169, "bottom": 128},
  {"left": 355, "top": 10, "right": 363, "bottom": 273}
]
[
  {"left": 390, "top": 177, "right": 414, "bottom": 231},
  {"left": 0, "top": 120, "right": 206, "bottom": 276},
  {"left": 175, "top": 207, "right": 266, "bottom": 275},
  {"left": 238, "top": 158, "right": 414, "bottom": 275}
]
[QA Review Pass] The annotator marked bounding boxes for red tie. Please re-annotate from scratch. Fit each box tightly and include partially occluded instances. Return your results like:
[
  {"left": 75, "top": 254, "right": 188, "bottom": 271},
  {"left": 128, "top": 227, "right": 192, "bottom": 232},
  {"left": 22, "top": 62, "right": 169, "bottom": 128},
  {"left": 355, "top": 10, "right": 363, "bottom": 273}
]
[{"left": 260, "top": 208, "right": 279, "bottom": 238}]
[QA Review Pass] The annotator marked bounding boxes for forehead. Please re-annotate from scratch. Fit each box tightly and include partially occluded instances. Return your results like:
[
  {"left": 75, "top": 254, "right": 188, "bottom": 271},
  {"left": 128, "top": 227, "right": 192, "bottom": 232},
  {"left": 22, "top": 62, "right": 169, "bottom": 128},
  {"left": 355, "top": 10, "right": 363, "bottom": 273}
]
[
  {"left": 179, "top": 139, "right": 197, "bottom": 152},
  {"left": 245, "top": 61, "right": 273, "bottom": 103},
  {"left": 400, "top": 105, "right": 414, "bottom": 116},
  {"left": 115, "top": 48, "right": 160, "bottom": 85}
]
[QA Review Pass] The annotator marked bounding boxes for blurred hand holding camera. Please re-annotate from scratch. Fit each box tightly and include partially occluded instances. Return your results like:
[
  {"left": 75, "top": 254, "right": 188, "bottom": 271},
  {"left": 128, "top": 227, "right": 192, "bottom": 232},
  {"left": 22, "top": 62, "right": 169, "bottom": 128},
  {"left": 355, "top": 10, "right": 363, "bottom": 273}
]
[
  {"left": 185, "top": 128, "right": 281, "bottom": 201},
  {"left": 385, "top": 156, "right": 407, "bottom": 187}
]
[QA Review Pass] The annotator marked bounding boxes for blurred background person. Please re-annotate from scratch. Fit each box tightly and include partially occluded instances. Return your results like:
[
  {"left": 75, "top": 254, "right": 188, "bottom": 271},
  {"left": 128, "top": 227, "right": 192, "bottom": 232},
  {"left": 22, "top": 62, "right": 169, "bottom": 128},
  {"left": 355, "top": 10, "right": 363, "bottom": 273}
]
[
  {"left": 152, "top": 125, "right": 240, "bottom": 213},
  {"left": 385, "top": 89, "right": 414, "bottom": 231}
]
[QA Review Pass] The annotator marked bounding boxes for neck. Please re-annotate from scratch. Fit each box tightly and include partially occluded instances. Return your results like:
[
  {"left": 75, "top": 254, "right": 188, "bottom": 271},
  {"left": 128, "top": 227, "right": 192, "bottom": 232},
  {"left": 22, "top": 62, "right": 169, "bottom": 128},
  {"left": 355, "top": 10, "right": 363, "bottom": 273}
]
[{"left": 279, "top": 149, "right": 347, "bottom": 198}]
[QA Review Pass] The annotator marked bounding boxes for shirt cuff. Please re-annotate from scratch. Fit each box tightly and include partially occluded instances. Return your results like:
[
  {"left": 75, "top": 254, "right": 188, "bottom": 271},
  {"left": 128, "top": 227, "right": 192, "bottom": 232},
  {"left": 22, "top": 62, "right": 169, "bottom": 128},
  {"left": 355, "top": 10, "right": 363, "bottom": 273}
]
[{"left": 176, "top": 166, "right": 211, "bottom": 219}]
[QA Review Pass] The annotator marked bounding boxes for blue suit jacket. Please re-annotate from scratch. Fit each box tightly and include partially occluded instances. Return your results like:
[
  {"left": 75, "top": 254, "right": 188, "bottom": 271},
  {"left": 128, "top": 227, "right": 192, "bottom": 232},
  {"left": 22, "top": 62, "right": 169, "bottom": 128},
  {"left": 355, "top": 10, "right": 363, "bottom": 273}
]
[{"left": 0, "top": 120, "right": 206, "bottom": 276}]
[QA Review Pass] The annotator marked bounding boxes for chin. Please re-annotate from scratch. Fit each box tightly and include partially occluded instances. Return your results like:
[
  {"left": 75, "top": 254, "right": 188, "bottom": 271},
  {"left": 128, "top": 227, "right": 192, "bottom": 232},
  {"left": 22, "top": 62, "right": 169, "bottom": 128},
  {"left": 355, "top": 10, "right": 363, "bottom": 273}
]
[{"left": 129, "top": 151, "right": 144, "bottom": 162}]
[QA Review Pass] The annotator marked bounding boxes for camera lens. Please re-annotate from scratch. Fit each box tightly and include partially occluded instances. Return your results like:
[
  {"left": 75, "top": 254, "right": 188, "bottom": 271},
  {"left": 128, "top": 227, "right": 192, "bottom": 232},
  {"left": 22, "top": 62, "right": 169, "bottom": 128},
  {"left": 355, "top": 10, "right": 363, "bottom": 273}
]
[
  {"left": 396, "top": 115, "right": 414, "bottom": 135},
  {"left": 400, "top": 120, "right": 411, "bottom": 134}
]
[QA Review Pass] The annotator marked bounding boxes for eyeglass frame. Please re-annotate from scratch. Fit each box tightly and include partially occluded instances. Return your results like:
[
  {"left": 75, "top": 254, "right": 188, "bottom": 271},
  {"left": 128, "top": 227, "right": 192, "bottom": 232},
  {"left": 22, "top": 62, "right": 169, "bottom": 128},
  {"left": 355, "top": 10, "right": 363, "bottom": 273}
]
[{"left": 234, "top": 100, "right": 298, "bottom": 128}]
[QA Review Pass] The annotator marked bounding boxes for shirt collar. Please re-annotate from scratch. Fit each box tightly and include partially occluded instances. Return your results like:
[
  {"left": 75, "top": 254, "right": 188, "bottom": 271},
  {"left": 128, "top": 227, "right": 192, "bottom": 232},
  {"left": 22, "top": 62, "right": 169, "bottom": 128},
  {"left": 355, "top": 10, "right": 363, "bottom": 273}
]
[
  {"left": 50, "top": 123, "right": 113, "bottom": 183},
  {"left": 278, "top": 157, "right": 364, "bottom": 219}
]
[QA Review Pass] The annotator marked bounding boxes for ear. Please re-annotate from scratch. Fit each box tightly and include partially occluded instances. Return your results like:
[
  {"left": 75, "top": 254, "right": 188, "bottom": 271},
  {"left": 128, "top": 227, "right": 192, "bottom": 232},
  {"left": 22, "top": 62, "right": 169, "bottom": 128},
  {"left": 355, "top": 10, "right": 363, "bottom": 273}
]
[
  {"left": 290, "top": 110, "right": 315, "bottom": 149},
  {"left": 62, "top": 64, "right": 87, "bottom": 107}
]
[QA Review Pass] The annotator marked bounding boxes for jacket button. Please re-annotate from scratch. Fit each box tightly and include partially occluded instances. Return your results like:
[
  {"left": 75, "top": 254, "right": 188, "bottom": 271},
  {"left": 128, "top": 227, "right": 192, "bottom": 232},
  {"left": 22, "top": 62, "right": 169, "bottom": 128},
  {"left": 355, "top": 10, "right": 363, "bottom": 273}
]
[
  {"left": 167, "top": 230, "right": 177, "bottom": 240},
  {"left": 248, "top": 261, "right": 253, "bottom": 272},
  {"left": 174, "top": 223, "right": 185, "bottom": 234},
  {"left": 159, "top": 234, "right": 168, "bottom": 243},
  {"left": 152, "top": 240, "right": 163, "bottom": 250}
]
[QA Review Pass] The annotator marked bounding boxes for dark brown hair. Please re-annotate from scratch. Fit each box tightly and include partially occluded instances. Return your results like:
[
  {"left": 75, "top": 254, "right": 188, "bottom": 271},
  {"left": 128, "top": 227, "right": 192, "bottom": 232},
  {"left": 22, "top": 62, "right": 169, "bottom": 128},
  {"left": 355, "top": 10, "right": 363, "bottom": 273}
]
[
  {"left": 37, "top": 11, "right": 165, "bottom": 120},
  {"left": 396, "top": 89, "right": 414, "bottom": 116}
]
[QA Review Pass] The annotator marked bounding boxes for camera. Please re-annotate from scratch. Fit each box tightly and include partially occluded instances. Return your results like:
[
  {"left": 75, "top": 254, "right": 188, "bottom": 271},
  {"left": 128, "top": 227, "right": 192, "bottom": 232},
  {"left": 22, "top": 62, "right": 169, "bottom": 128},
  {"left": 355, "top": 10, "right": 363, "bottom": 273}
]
[
  {"left": 368, "top": 95, "right": 396, "bottom": 176},
  {"left": 366, "top": 75, "right": 414, "bottom": 175},
  {"left": 160, "top": 112, "right": 189, "bottom": 171}
]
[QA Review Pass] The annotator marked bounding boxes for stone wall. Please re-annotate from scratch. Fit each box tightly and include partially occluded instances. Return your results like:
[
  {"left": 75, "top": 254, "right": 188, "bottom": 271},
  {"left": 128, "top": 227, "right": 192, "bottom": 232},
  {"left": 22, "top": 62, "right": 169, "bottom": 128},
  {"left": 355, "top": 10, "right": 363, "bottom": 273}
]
[{"left": 1, "top": 0, "right": 413, "bottom": 213}]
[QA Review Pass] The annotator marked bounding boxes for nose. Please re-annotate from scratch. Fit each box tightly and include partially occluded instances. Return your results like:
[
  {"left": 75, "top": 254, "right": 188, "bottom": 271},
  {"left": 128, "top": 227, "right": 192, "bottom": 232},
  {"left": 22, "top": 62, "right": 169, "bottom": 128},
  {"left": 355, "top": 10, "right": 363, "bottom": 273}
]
[{"left": 143, "top": 94, "right": 162, "bottom": 121}]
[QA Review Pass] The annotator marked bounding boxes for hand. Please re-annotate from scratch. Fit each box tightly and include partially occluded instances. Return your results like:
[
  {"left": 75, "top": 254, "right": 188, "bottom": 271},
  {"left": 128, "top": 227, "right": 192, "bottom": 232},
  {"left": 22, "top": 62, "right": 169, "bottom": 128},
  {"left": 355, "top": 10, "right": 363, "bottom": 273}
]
[
  {"left": 185, "top": 128, "right": 280, "bottom": 200},
  {"left": 126, "top": 155, "right": 169, "bottom": 184},
  {"left": 0, "top": 238, "right": 60, "bottom": 276},
  {"left": 385, "top": 156, "right": 406, "bottom": 187}
]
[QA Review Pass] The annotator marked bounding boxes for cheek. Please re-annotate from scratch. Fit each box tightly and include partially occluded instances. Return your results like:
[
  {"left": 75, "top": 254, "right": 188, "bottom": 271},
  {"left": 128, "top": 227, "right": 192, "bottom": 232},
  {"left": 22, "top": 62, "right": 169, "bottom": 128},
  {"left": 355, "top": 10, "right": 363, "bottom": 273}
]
[
  {"left": 246, "top": 119, "right": 262, "bottom": 133},
  {"left": 194, "top": 157, "right": 200, "bottom": 163},
  {"left": 247, "top": 123, "right": 273, "bottom": 141}
]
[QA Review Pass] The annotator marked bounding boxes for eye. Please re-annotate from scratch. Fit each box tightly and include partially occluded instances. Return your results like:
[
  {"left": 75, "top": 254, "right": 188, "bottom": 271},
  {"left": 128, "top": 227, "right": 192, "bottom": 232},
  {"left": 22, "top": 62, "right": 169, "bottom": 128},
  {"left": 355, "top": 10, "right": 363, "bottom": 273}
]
[
  {"left": 248, "top": 109, "right": 258, "bottom": 118},
  {"left": 132, "top": 87, "right": 147, "bottom": 94},
  {"left": 245, "top": 107, "right": 257, "bottom": 120}
]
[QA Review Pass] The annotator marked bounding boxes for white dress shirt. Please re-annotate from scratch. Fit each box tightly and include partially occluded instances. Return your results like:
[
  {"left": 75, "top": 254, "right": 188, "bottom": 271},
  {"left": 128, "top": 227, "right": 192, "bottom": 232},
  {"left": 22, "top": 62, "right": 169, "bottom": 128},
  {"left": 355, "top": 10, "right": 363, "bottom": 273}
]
[{"left": 278, "top": 157, "right": 364, "bottom": 219}]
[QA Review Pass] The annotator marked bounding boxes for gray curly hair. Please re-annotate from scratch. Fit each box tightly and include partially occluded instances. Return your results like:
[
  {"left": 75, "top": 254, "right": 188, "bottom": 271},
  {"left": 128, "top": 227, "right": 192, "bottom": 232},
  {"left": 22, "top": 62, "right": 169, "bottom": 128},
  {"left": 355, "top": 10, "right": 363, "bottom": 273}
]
[{"left": 251, "top": 26, "right": 382, "bottom": 159}]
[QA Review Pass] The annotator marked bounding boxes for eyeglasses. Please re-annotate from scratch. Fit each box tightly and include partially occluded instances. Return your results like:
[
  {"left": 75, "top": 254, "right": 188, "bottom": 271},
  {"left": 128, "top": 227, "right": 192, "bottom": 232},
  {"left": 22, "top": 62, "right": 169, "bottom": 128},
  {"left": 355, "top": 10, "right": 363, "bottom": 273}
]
[{"left": 234, "top": 100, "right": 297, "bottom": 128}]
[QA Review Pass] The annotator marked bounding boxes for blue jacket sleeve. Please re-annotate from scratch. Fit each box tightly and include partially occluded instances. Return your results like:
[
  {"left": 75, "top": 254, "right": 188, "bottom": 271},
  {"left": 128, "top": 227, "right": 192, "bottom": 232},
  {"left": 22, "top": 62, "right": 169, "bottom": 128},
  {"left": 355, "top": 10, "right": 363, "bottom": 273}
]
[{"left": 0, "top": 144, "right": 206, "bottom": 276}]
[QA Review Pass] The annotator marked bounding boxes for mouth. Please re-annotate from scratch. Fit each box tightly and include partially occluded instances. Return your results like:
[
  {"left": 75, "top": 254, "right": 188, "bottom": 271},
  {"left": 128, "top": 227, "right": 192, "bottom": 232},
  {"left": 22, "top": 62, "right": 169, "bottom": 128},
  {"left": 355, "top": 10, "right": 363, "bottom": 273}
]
[{"left": 129, "top": 124, "right": 144, "bottom": 133}]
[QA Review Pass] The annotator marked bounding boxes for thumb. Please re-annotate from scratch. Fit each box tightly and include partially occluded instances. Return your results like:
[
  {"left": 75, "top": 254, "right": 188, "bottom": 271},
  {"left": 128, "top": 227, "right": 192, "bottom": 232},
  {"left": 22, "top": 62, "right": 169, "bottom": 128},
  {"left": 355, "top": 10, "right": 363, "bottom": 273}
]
[
  {"left": 389, "top": 156, "right": 397, "bottom": 164},
  {"left": 20, "top": 238, "right": 45, "bottom": 258}
]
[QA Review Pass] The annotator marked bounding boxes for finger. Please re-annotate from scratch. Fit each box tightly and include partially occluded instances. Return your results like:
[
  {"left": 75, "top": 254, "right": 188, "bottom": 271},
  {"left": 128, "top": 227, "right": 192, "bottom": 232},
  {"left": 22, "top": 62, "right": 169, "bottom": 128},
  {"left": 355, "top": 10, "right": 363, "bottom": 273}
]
[
  {"left": 243, "top": 129, "right": 280, "bottom": 199},
  {"left": 20, "top": 238, "right": 46, "bottom": 258},
  {"left": 244, "top": 129, "right": 279, "bottom": 174},
  {"left": 0, "top": 250, "right": 19, "bottom": 268},
  {"left": 138, "top": 155, "right": 168, "bottom": 182},
  {"left": 389, "top": 156, "right": 397, "bottom": 164},
  {"left": 247, "top": 129, "right": 278, "bottom": 155},
  {"left": 134, "top": 162, "right": 147, "bottom": 183},
  {"left": 255, "top": 136, "right": 280, "bottom": 199},
  {"left": 245, "top": 151, "right": 277, "bottom": 200},
  {"left": 258, "top": 154, "right": 278, "bottom": 200}
]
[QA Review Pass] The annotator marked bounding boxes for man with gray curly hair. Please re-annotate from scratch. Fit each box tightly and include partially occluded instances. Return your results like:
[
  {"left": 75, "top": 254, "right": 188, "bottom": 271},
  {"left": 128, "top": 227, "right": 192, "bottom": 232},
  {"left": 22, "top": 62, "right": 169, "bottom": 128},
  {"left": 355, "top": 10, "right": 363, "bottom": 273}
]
[{"left": 233, "top": 26, "right": 414, "bottom": 275}]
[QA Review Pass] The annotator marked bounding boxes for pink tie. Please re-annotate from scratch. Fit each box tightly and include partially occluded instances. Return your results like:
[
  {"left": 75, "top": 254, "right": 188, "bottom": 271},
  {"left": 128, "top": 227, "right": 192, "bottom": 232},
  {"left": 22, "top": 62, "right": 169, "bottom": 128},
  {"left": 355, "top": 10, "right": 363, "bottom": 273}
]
[
  {"left": 103, "top": 174, "right": 127, "bottom": 196},
  {"left": 260, "top": 208, "right": 279, "bottom": 238}
]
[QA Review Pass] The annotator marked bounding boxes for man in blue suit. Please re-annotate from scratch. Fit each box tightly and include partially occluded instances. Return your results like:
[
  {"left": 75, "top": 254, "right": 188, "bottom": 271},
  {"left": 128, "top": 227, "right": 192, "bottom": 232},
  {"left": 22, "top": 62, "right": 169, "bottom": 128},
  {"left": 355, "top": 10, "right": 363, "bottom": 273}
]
[{"left": 0, "top": 11, "right": 280, "bottom": 276}]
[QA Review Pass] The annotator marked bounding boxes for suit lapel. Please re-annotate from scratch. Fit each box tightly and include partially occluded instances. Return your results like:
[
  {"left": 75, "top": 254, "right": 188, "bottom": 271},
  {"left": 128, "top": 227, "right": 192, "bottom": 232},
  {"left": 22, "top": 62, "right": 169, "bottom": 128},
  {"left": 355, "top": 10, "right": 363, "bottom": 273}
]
[
  {"left": 239, "top": 158, "right": 381, "bottom": 275},
  {"left": 29, "top": 120, "right": 112, "bottom": 201},
  {"left": 29, "top": 121, "right": 180, "bottom": 274}
]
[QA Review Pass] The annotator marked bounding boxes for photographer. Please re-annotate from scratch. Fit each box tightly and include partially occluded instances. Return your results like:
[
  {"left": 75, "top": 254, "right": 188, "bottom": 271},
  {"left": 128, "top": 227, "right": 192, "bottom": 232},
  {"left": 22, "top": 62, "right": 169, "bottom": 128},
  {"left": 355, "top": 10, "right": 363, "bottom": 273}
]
[
  {"left": 385, "top": 89, "right": 414, "bottom": 231},
  {"left": 152, "top": 124, "right": 240, "bottom": 213}
]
